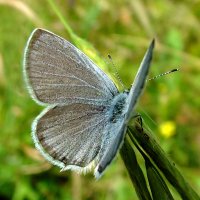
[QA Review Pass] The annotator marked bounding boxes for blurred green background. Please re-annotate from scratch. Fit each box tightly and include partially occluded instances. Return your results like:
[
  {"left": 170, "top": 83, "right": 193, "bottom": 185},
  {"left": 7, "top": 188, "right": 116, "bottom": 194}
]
[{"left": 0, "top": 0, "right": 200, "bottom": 199}]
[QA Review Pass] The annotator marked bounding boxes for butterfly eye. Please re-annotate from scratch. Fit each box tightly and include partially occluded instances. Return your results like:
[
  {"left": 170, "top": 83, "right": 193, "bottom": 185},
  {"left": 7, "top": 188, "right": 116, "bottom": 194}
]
[{"left": 124, "top": 89, "right": 129, "bottom": 94}]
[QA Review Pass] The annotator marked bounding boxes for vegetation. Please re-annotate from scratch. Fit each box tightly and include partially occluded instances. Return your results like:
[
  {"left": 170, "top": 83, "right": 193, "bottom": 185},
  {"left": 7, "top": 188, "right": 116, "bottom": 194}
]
[{"left": 0, "top": 0, "right": 199, "bottom": 199}]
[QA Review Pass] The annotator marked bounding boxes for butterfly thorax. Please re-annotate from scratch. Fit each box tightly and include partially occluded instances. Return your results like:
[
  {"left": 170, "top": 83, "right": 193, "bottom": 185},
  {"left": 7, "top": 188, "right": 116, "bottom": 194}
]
[{"left": 108, "top": 92, "right": 129, "bottom": 123}]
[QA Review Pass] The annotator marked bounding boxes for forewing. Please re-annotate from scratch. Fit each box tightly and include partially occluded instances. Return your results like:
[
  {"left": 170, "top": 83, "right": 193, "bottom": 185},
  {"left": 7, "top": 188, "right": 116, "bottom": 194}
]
[
  {"left": 23, "top": 28, "right": 118, "bottom": 105},
  {"left": 94, "top": 40, "right": 155, "bottom": 178},
  {"left": 32, "top": 103, "right": 109, "bottom": 172},
  {"left": 126, "top": 39, "right": 154, "bottom": 120}
]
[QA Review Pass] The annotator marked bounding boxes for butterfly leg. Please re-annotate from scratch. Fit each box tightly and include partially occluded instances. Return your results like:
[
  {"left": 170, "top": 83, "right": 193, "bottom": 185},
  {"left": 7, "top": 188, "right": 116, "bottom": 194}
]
[{"left": 129, "top": 112, "right": 143, "bottom": 132}]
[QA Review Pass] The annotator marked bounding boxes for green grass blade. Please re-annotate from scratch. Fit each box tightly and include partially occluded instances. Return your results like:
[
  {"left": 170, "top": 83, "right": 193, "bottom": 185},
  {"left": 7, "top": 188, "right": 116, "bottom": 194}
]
[{"left": 120, "top": 137, "right": 152, "bottom": 200}]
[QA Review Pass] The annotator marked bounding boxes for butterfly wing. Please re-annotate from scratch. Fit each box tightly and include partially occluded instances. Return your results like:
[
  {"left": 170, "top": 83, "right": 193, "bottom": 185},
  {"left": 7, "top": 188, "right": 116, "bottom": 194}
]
[
  {"left": 125, "top": 39, "right": 155, "bottom": 121},
  {"left": 94, "top": 39, "right": 155, "bottom": 178},
  {"left": 23, "top": 29, "right": 118, "bottom": 173},
  {"left": 94, "top": 117, "right": 126, "bottom": 178},
  {"left": 23, "top": 28, "right": 118, "bottom": 106},
  {"left": 32, "top": 103, "right": 109, "bottom": 172}
]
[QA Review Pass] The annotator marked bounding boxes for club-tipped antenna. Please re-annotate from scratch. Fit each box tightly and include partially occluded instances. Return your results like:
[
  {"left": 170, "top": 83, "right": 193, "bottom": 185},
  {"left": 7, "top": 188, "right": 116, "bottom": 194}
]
[
  {"left": 148, "top": 68, "right": 179, "bottom": 81},
  {"left": 108, "top": 54, "right": 125, "bottom": 90}
]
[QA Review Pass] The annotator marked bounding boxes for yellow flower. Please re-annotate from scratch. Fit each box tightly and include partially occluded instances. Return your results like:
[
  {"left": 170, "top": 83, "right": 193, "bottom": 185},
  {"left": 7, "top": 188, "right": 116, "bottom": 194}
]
[{"left": 159, "top": 121, "right": 176, "bottom": 138}]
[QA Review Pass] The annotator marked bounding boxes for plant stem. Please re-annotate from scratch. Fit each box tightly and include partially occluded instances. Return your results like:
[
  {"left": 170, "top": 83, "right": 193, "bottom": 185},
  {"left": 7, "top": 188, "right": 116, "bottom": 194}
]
[
  {"left": 126, "top": 122, "right": 200, "bottom": 200},
  {"left": 120, "top": 137, "right": 152, "bottom": 200}
]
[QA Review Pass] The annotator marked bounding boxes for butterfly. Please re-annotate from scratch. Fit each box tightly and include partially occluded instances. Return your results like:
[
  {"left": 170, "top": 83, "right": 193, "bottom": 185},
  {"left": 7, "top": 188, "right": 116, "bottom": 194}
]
[{"left": 23, "top": 28, "right": 154, "bottom": 179}]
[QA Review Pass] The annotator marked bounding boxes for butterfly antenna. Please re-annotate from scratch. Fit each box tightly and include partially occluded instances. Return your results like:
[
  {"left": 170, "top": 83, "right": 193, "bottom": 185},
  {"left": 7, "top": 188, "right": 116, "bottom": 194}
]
[
  {"left": 148, "top": 68, "right": 179, "bottom": 81},
  {"left": 108, "top": 54, "right": 125, "bottom": 90}
]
